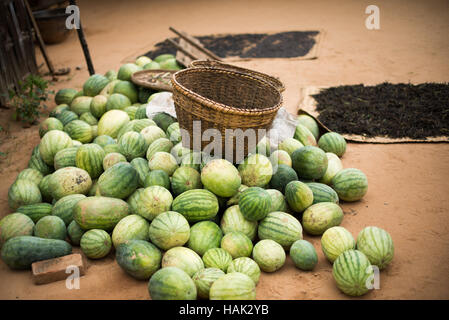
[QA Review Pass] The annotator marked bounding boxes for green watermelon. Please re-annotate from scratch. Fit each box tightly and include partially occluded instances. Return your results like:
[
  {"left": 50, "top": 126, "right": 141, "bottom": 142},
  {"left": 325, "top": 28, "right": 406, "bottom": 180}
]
[
  {"left": 73, "top": 196, "right": 129, "bottom": 231},
  {"left": 226, "top": 257, "right": 261, "bottom": 284},
  {"left": 39, "top": 117, "right": 64, "bottom": 138},
  {"left": 285, "top": 181, "right": 314, "bottom": 213},
  {"left": 117, "top": 63, "right": 142, "bottom": 81},
  {"left": 356, "top": 226, "right": 394, "bottom": 270},
  {"left": 17, "top": 203, "right": 52, "bottom": 223},
  {"left": 290, "top": 239, "right": 318, "bottom": 271},
  {"left": 56, "top": 110, "right": 79, "bottom": 126},
  {"left": 52, "top": 194, "right": 86, "bottom": 225},
  {"left": 130, "top": 157, "right": 149, "bottom": 186},
  {"left": 55, "top": 88, "right": 78, "bottom": 105},
  {"left": 238, "top": 187, "right": 272, "bottom": 221},
  {"left": 187, "top": 221, "right": 223, "bottom": 256},
  {"left": 294, "top": 124, "right": 317, "bottom": 146},
  {"left": 97, "top": 162, "right": 138, "bottom": 199},
  {"left": 93, "top": 135, "right": 116, "bottom": 148},
  {"left": 0, "top": 213, "right": 34, "bottom": 248},
  {"left": 118, "top": 131, "right": 147, "bottom": 160},
  {"left": 148, "top": 211, "right": 190, "bottom": 250},
  {"left": 140, "top": 125, "right": 167, "bottom": 147},
  {"left": 220, "top": 205, "right": 258, "bottom": 241},
  {"left": 134, "top": 105, "right": 148, "bottom": 119},
  {"left": 258, "top": 211, "right": 303, "bottom": 249},
  {"left": 297, "top": 114, "right": 320, "bottom": 140},
  {"left": 50, "top": 104, "right": 70, "bottom": 118},
  {"left": 106, "top": 93, "right": 132, "bottom": 111},
  {"left": 111, "top": 214, "right": 150, "bottom": 248},
  {"left": 112, "top": 80, "right": 138, "bottom": 104},
  {"left": 38, "top": 175, "right": 53, "bottom": 203},
  {"left": 220, "top": 232, "right": 253, "bottom": 259},
  {"left": 48, "top": 167, "right": 92, "bottom": 200},
  {"left": 39, "top": 130, "right": 73, "bottom": 165},
  {"left": 8, "top": 179, "right": 42, "bottom": 211},
  {"left": 238, "top": 154, "right": 273, "bottom": 187},
  {"left": 124, "top": 106, "right": 138, "bottom": 120},
  {"left": 306, "top": 182, "right": 339, "bottom": 204},
  {"left": 148, "top": 267, "right": 197, "bottom": 300},
  {"left": 270, "top": 164, "right": 298, "bottom": 193},
  {"left": 16, "top": 168, "right": 43, "bottom": 185},
  {"left": 79, "top": 112, "right": 98, "bottom": 126},
  {"left": 209, "top": 272, "right": 256, "bottom": 300},
  {"left": 332, "top": 249, "right": 374, "bottom": 296},
  {"left": 97, "top": 110, "right": 130, "bottom": 139},
  {"left": 34, "top": 216, "right": 66, "bottom": 240},
  {"left": 171, "top": 189, "right": 219, "bottom": 223},
  {"left": 117, "top": 119, "right": 156, "bottom": 139},
  {"left": 126, "top": 188, "right": 144, "bottom": 214},
  {"left": 83, "top": 74, "right": 109, "bottom": 97},
  {"left": 278, "top": 138, "right": 304, "bottom": 156},
  {"left": 226, "top": 184, "right": 249, "bottom": 206},
  {"left": 143, "top": 169, "right": 170, "bottom": 189},
  {"left": 154, "top": 54, "right": 175, "bottom": 63},
  {"left": 102, "top": 152, "right": 127, "bottom": 171},
  {"left": 28, "top": 153, "right": 53, "bottom": 176},
  {"left": 302, "top": 202, "right": 344, "bottom": 235},
  {"left": 201, "top": 159, "right": 241, "bottom": 197},
  {"left": 80, "top": 229, "right": 112, "bottom": 259},
  {"left": 319, "top": 152, "right": 343, "bottom": 185},
  {"left": 292, "top": 146, "right": 328, "bottom": 180},
  {"left": 148, "top": 152, "right": 179, "bottom": 176},
  {"left": 255, "top": 136, "right": 271, "bottom": 156},
  {"left": 331, "top": 168, "right": 368, "bottom": 202},
  {"left": 180, "top": 152, "right": 203, "bottom": 171},
  {"left": 166, "top": 122, "right": 181, "bottom": 144},
  {"left": 318, "top": 132, "right": 347, "bottom": 157},
  {"left": 71, "top": 96, "right": 93, "bottom": 115},
  {"left": 146, "top": 138, "right": 173, "bottom": 160},
  {"left": 152, "top": 112, "right": 176, "bottom": 131},
  {"left": 202, "top": 248, "right": 232, "bottom": 272},
  {"left": 67, "top": 220, "right": 85, "bottom": 245},
  {"left": 64, "top": 120, "right": 93, "bottom": 143},
  {"left": 135, "top": 56, "right": 152, "bottom": 67},
  {"left": 104, "top": 69, "right": 117, "bottom": 81},
  {"left": 116, "top": 240, "right": 162, "bottom": 280},
  {"left": 143, "top": 61, "right": 161, "bottom": 70},
  {"left": 266, "top": 189, "right": 288, "bottom": 212},
  {"left": 54, "top": 147, "right": 78, "bottom": 170},
  {"left": 159, "top": 58, "right": 182, "bottom": 71},
  {"left": 252, "top": 239, "right": 285, "bottom": 272},
  {"left": 192, "top": 268, "right": 225, "bottom": 299},
  {"left": 171, "top": 166, "right": 202, "bottom": 196},
  {"left": 161, "top": 246, "right": 204, "bottom": 277},
  {"left": 321, "top": 226, "right": 355, "bottom": 263},
  {"left": 75, "top": 144, "right": 105, "bottom": 179},
  {"left": 133, "top": 186, "right": 173, "bottom": 221},
  {"left": 90, "top": 95, "right": 108, "bottom": 118},
  {"left": 269, "top": 150, "right": 292, "bottom": 168}
]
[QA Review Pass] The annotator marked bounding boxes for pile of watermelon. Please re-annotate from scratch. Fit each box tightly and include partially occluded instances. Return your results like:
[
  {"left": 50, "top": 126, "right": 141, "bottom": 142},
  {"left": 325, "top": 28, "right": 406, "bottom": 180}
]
[{"left": 0, "top": 54, "right": 394, "bottom": 300}]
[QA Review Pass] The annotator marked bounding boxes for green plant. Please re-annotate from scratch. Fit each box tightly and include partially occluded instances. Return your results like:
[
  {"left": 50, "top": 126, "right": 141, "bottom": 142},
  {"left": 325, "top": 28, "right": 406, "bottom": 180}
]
[{"left": 9, "top": 74, "right": 53, "bottom": 124}]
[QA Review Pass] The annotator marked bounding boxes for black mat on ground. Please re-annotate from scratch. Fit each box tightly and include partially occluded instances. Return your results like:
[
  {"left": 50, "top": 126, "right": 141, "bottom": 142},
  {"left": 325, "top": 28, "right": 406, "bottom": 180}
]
[
  {"left": 143, "top": 31, "right": 319, "bottom": 59},
  {"left": 312, "top": 83, "right": 449, "bottom": 139}
]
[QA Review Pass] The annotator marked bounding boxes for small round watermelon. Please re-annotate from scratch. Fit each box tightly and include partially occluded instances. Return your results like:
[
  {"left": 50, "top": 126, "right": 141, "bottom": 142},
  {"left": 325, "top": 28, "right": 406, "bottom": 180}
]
[
  {"left": 220, "top": 232, "right": 253, "bottom": 259},
  {"left": 294, "top": 124, "right": 317, "bottom": 146},
  {"left": 331, "top": 168, "right": 368, "bottom": 202},
  {"left": 80, "top": 229, "right": 112, "bottom": 259},
  {"left": 238, "top": 154, "right": 273, "bottom": 187},
  {"left": 149, "top": 211, "right": 190, "bottom": 250},
  {"left": 297, "top": 114, "right": 320, "bottom": 140},
  {"left": 270, "top": 164, "right": 298, "bottom": 193},
  {"left": 278, "top": 138, "right": 304, "bottom": 156},
  {"left": 90, "top": 95, "right": 108, "bottom": 118},
  {"left": 64, "top": 120, "right": 93, "bottom": 143},
  {"left": 252, "top": 239, "right": 286, "bottom": 272},
  {"left": 258, "top": 211, "right": 303, "bottom": 250},
  {"left": 34, "top": 216, "right": 66, "bottom": 240},
  {"left": 202, "top": 248, "right": 233, "bottom": 272},
  {"left": 144, "top": 170, "right": 170, "bottom": 189},
  {"left": 39, "top": 117, "right": 63, "bottom": 138},
  {"left": 290, "top": 239, "right": 318, "bottom": 271},
  {"left": 318, "top": 152, "right": 343, "bottom": 185},
  {"left": 302, "top": 202, "right": 344, "bottom": 235},
  {"left": 226, "top": 257, "right": 261, "bottom": 284},
  {"left": 83, "top": 74, "right": 109, "bottom": 97},
  {"left": 318, "top": 132, "right": 347, "bottom": 157},
  {"left": 209, "top": 272, "right": 256, "bottom": 300},
  {"left": 67, "top": 220, "right": 85, "bottom": 246},
  {"left": 148, "top": 152, "right": 178, "bottom": 176},
  {"left": 201, "top": 159, "right": 241, "bottom": 197},
  {"left": 134, "top": 186, "right": 173, "bottom": 221},
  {"left": 75, "top": 143, "right": 106, "bottom": 179},
  {"left": 52, "top": 194, "right": 86, "bottom": 225},
  {"left": 269, "top": 150, "right": 292, "bottom": 168},
  {"left": 171, "top": 166, "right": 202, "bottom": 196},
  {"left": 55, "top": 88, "right": 78, "bottom": 105},
  {"left": 306, "top": 182, "right": 339, "bottom": 204},
  {"left": 0, "top": 213, "right": 34, "bottom": 248},
  {"left": 192, "top": 268, "right": 225, "bottom": 299},
  {"left": 238, "top": 187, "right": 272, "bottom": 221},
  {"left": 140, "top": 125, "right": 167, "bottom": 147},
  {"left": 356, "top": 226, "right": 394, "bottom": 270},
  {"left": 16, "top": 168, "right": 43, "bottom": 186},
  {"left": 71, "top": 96, "right": 93, "bottom": 115},
  {"left": 220, "top": 205, "right": 258, "bottom": 241},
  {"left": 103, "top": 152, "right": 127, "bottom": 171},
  {"left": 8, "top": 179, "right": 42, "bottom": 211},
  {"left": 285, "top": 181, "right": 314, "bottom": 213},
  {"left": 146, "top": 138, "right": 173, "bottom": 160},
  {"left": 148, "top": 267, "right": 197, "bottom": 300},
  {"left": 118, "top": 131, "right": 147, "bottom": 161},
  {"left": 321, "top": 226, "right": 355, "bottom": 263},
  {"left": 292, "top": 146, "right": 328, "bottom": 180},
  {"left": 161, "top": 246, "right": 204, "bottom": 277},
  {"left": 39, "top": 130, "right": 73, "bottom": 166},
  {"left": 187, "top": 221, "right": 223, "bottom": 256},
  {"left": 116, "top": 240, "right": 162, "bottom": 280},
  {"left": 111, "top": 214, "right": 150, "bottom": 248}
]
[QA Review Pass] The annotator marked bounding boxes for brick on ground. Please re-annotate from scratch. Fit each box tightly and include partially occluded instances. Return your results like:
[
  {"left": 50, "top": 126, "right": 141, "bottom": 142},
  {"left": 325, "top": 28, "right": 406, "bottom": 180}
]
[{"left": 31, "top": 253, "right": 86, "bottom": 285}]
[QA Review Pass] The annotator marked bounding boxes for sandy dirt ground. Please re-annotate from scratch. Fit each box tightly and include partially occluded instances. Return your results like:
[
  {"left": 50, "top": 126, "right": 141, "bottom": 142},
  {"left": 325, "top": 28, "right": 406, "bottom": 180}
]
[{"left": 0, "top": 0, "right": 448, "bottom": 300}]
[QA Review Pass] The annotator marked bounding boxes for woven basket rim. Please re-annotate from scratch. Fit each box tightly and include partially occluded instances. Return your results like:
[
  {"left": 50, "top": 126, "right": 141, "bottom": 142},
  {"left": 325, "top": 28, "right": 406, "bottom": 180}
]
[{"left": 171, "top": 67, "right": 282, "bottom": 116}]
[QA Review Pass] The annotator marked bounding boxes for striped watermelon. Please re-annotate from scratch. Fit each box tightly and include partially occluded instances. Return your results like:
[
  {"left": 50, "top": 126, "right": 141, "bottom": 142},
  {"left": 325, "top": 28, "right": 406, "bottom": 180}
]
[
  {"left": 187, "top": 221, "right": 223, "bottom": 256},
  {"left": 180, "top": 152, "right": 203, "bottom": 171},
  {"left": 152, "top": 112, "right": 176, "bottom": 131},
  {"left": 285, "top": 181, "right": 314, "bottom": 213},
  {"left": 171, "top": 166, "right": 202, "bottom": 196},
  {"left": 112, "top": 80, "right": 138, "bottom": 103},
  {"left": 356, "top": 226, "right": 394, "bottom": 270},
  {"left": 148, "top": 152, "right": 178, "bottom": 176},
  {"left": 17, "top": 203, "right": 52, "bottom": 223},
  {"left": 166, "top": 122, "right": 181, "bottom": 144},
  {"left": 80, "top": 229, "right": 112, "bottom": 259},
  {"left": 148, "top": 211, "right": 190, "bottom": 250},
  {"left": 146, "top": 138, "right": 173, "bottom": 160},
  {"left": 321, "top": 226, "right": 355, "bottom": 263},
  {"left": 238, "top": 154, "right": 273, "bottom": 188},
  {"left": 0, "top": 213, "right": 34, "bottom": 248},
  {"left": 292, "top": 146, "right": 328, "bottom": 180},
  {"left": 55, "top": 88, "right": 78, "bottom": 105},
  {"left": 148, "top": 267, "right": 197, "bottom": 300},
  {"left": 67, "top": 220, "right": 85, "bottom": 245},
  {"left": 302, "top": 202, "right": 344, "bottom": 235},
  {"left": 269, "top": 150, "right": 292, "bottom": 168},
  {"left": 290, "top": 239, "right": 318, "bottom": 271},
  {"left": 50, "top": 104, "right": 70, "bottom": 117},
  {"left": 111, "top": 214, "right": 150, "bottom": 248},
  {"left": 297, "top": 114, "right": 320, "bottom": 140},
  {"left": 238, "top": 187, "right": 272, "bottom": 221},
  {"left": 97, "top": 109, "right": 130, "bottom": 139},
  {"left": 71, "top": 140, "right": 83, "bottom": 147},
  {"left": 226, "top": 257, "right": 261, "bottom": 284},
  {"left": 38, "top": 175, "right": 53, "bottom": 203},
  {"left": 34, "top": 216, "right": 66, "bottom": 240},
  {"left": 332, "top": 249, "right": 374, "bottom": 296},
  {"left": 140, "top": 125, "right": 166, "bottom": 147},
  {"left": 39, "top": 117, "right": 63, "bottom": 138},
  {"left": 8, "top": 179, "right": 42, "bottom": 211},
  {"left": 103, "top": 144, "right": 120, "bottom": 154},
  {"left": 79, "top": 112, "right": 98, "bottom": 126},
  {"left": 52, "top": 194, "right": 86, "bottom": 225},
  {"left": 124, "top": 106, "right": 138, "bottom": 120},
  {"left": 220, "top": 232, "right": 253, "bottom": 259},
  {"left": 28, "top": 153, "right": 53, "bottom": 176},
  {"left": 209, "top": 272, "right": 256, "bottom": 300},
  {"left": 97, "top": 162, "right": 138, "bottom": 199},
  {"left": 266, "top": 189, "right": 288, "bottom": 212},
  {"left": 134, "top": 186, "right": 173, "bottom": 221},
  {"left": 172, "top": 189, "right": 219, "bottom": 223},
  {"left": 129, "top": 157, "right": 149, "bottom": 187},
  {"left": 161, "top": 246, "right": 204, "bottom": 277},
  {"left": 192, "top": 268, "right": 225, "bottom": 299},
  {"left": 56, "top": 110, "right": 79, "bottom": 126},
  {"left": 16, "top": 168, "right": 43, "bottom": 185},
  {"left": 294, "top": 124, "right": 317, "bottom": 146},
  {"left": 225, "top": 184, "right": 249, "bottom": 207},
  {"left": 258, "top": 211, "right": 303, "bottom": 250},
  {"left": 117, "top": 63, "right": 142, "bottom": 81},
  {"left": 270, "top": 164, "right": 298, "bottom": 193},
  {"left": 143, "top": 170, "right": 170, "bottom": 189},
  {"left": 319, "top": 152, "right": 343, "bottom": 185},
  {"left": 118, "top": 131, "right": 147, "bottom": 160},
  {"left": 71, "top": 96, "right": 93, "bottom": 115},
  {"left": 306, "top": 182, "right": 339, "bottom": 204},
  {"left": 201, "top": 159, "right": 241, "bottom": 197},
  {"left": 252, "top": 239, "right": 286, "bottom": 272},
  {"left": 64, "top": 120, "right": 93, "bottom": 143},
  {"left": 54, "top": 147, "right": 78, "bottom": 170},
  {"left": 331, "top": 168, "right": 368, "bottom": 202},
  {"left": 106, "top": 93, "right": 131, "bottom": 111},
  {"left": 93, "top": 135, "right": 116, "bottom": 148},
  {"left": 220, "top": 205, "right": 258, "bottom": 241},
  {"left": 126, "top": 188, "right": 144, "bottom": 215},
  {"left": 75, "top": 144, "right": 106, "bottom": 179},
  {"left": 134, "top": 105, "right": 148, "bottom": 119},
  {"left": 83, "top": 74, "right": 110, "bottom": 96},
  {"left": 90, "top": 95, "right": 108, "bottom": 118},
  {"left": 116, "top": 240, "right": 162, "bottom": 280},
  {"left": 48, "top": 167, "right": 92, "bottom": 200},
  {"left": 318, "top": 132, "right": 347, "bottom": 157},
  {"left": 278, "top": 138, "right": 304, "bottom": 156},
  {"left": 103, "top": 152, "right": 127, "bottom": 171},
  {"left": 39, "top": 130, "right": 73, "bottom": 165},
  {"left": 202, "top": 248, "right": 232, "bottom": 272}
]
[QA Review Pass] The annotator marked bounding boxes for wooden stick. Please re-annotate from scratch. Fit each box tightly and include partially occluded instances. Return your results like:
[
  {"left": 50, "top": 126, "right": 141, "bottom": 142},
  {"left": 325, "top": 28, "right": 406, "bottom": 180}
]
[
  {"left": 24, "top": 0, "right": 55, "bottom": 75},
  {"left": 169, "top": 26, "right": 222, "bottom": 61},
  {"left": 166, "top": 38, "right": 199, "bottom": 61}
]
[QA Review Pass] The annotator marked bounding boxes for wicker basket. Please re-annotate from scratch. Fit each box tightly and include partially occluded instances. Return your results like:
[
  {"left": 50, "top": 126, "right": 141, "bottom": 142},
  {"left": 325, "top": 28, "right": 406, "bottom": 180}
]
[
  {"left": 171, "top": 67, "right": 283, "bottom": 163},
  {"left": 189, "top": 60, "right": 285, "bottom": 93}
]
